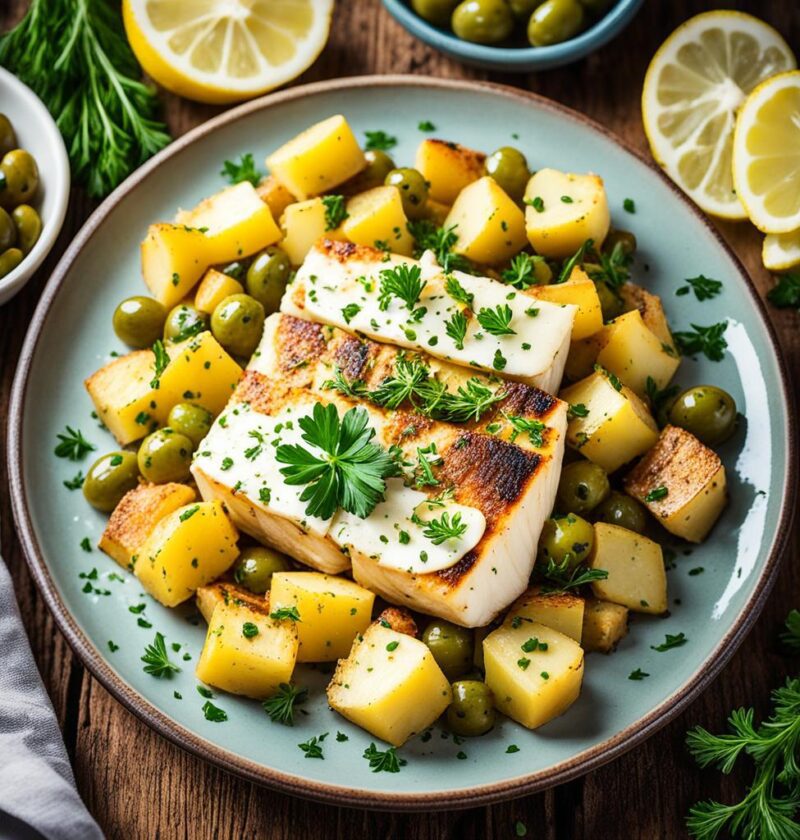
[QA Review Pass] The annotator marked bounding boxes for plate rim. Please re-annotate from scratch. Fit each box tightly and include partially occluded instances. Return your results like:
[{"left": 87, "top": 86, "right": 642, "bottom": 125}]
[{"left": 7, "top": 74, "right": 798, "bottom": 811}]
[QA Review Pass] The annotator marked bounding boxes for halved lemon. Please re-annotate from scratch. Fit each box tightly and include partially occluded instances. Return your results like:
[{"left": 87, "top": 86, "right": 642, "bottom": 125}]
[
  {"left": 122, "top": 0, "right": 334, "bottom": 105},
  {"left": 734, "top": 71, "right": 800, "bottom": 234},
  {"left": 642, "top": 11, "right": 795, "bottom": 219},
  {"left": 763, "top": 230, "right": 800, "bottom": 272}
]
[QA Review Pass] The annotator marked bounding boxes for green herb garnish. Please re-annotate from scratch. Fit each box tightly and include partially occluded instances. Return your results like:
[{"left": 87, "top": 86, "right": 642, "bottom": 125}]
[
  {"left": 378, "top": 264, "right": 426, "bottom": 311},
  {"left": 444, "top": 274, "right": 475, "bottom": 308},
  {"left": 628, "top": 668, "right": 650, "bottom": 680},
  {"left": 421, "top": 511, "right": 467, "bottom": 545},
  {"left": 63, "top": 471, "right": 85, "bottom": 490},
  {"left": 363, "top": 743, "right": 406, "bottom": 773},
  {"left": 141, "top": 632, "right": 180, "bottom": 678},
  {"left": 149, "top": 340, "right": 170, "bottom": 389},
  {"left": 262, "top": 683, "right": 307, "bottom": 725},
  {"left": 477, "top": 304, "right": 516, "bottom": 336},
  {"left": 767, "top": 273, "right": 800, "bottom": 309},
  {"left": 676, "top": 274, "right": 723, "bottom": 301},
  {"left": 364, "top": 130, "right": 397, "bottom": 151},
  {"left": 444, "top": 310, "right": 468, "bottom": 350},
  {"left": 270, "top": 606, "right": 301, "bottom": 622},
  {"left": 673, "top": 322, "right": 728, "bottom": 361},
  {"left": 651, "top": 632, "right": 687, "bottom": 651},
  {"left": 220, "top": 152, "right": 261, "bottom": 186},
  {"left": 322, "top": 194, "right": 348, "bottom": 230},
  {"left": 503, "top": 413, "right": 545, "bottom": 447},
  {"left": 645, "top": 485, "right": 669, "bottom": 502},
  {"left": 556, "top": 239, "right": 593, "bottom": 284},
  {"left": 298, "top": 735, "right": 325, "bottom": 759},
  {"left": 202, "top": 701, "right": 228, "bottom": 722},
  {"left": 501, "top": 253, "right": 545, "bottom": 290},
  {"left": 54, "top": 427, "right": 95, "bottom": 461}
]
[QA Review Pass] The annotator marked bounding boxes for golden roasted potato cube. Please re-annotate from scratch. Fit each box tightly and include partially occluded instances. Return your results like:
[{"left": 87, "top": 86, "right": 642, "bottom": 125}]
[
  {"left": 415, "top": 138, "right": 486, "bottom": 204},
  {"left": 619, "top": 282, "right": 676, "bottom": 351},
  {"left": 270, "top": 571, "right": 376, "bottom": 662},
  {"left": 343, "top": 186, "right": 414, "bottom": 256},
  {"left": 99, "top": 482, "right": 196, "bottom": 569},
  {"left": 559, "top": 369, "right": 659, "bottom": 472},
  {"left": 524, "top": 169, "right": 610, "bottom": 258},
  {"left": 581, "top": 599, "right": 629, "bottom": 653},
  {"left": 195, "top": 600, "right": 298, "bottom": 699},
  {"left": 280, "top": 198, "right": 347, "bottom": 266},
  {"left": 504, "top": 587, "right": 585, "bottom": 643},
  {"left": 443, "top": 176, "right": 527, "bottom": 265},
  {"left": 529, "top": 267, "right": 604, "bottom": 340},
  {"left": 425, "top": 199, "right": 451, "bottom": 226},
  {"left": 141, "top": 223, "right": 210, "bottom": 309},
  {"left": 327, "top": 621, "right": 452, "bottom": 747},
  {"left": 595, "top": 309, "right": 680, "bottom": 397},
  {"left": 134, "top": 501, "right": 239, "bottom": 607},
  {"left": 256, "top": 175, "right": 297, "bottom": 220},
  {"left": 483, "top": 622, "right": 584, "bottom": 730},
  {"left": 266, "top": 115, "right": 366, "bottom": 199},
  {"left": 588, "top": 523, "right": 667, "bottom": 614},
  {"left": 624, "top": 425, "right": 727, "bottom": 543},
  {"left": 194, "top": 269, "right": 244, "bottom": 315},
  {"left": 564, "top": 334, "right": 605, "bottom": 382},
  {"left": 195, "top": 581, "right": 268, "bottom": 624}
]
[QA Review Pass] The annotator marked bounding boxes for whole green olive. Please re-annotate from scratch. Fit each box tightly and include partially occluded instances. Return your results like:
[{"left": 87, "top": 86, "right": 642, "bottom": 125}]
[
  {"left": 0, "top": 115, "right": 18, "bottom": 157},
  {"left": 422, "top": 619, "right": 474, "bottom": 680},
  {"left": 452, "top": 0, "right": 515, "bottom": 44},
  {"left": 509, "top": 0, "right": 543, "bottom": 18},
  {"left": 668, "top": 385, "right": 737, "bottom": 446},
  {"left": 385, "top": 167, "right": 429, "bottom": 220},
  {"left": 233, "top": 546, "right": 291, "bottom": 594},
  {"left": 112, "top": 296, "right": 167, "bottom": 349},
  {"left": 245, "top": 246, "right": 291, "bottom": 314},
  {"left": 0, "top": 206, "right": 16, "bottom": 252},
  {"left": 593, "top": 278, "right": 624, "bottom": 321},
  {"left": 11, "top": 204, "right": 42, "bottom": 254},
  {"left": 163, "top": 303, "right": 209, "bottom": 342},
  {"left": 0, "top": 247, "right": 23, "bottom": 279},
  {"left": 446, "top": 680, "right": 496, "bottom": 737},
  {"left": 82, "top": 451, "right": 140, "bottom": 512},
  {"left": 538, "top": 513, "right": 594, "bottom": 567},
  {"left": 412, "top": 0, "right": 461, "bottom": 27},
  {"left": 0, "top": 149, "right": 39, "bottom": 208},
  {"left": 594, "top": 491, "right": 647, "bottom": 533},
  {"left": 557, "top": 460, "right": 610, "bottom": 514},
  {"left": 211, "top": 294, "right": 266, "bottom": 358},
  {"left": 359, "top": 149, "right": 398, "bottom": 190},
  {"left": 137, "top": 428, "right": 193, "bottom": 484},
  {"left": 485, "top": 146, "right": 530, "bottom": 202},
  {"left": 167, "top": 402, "right": 213, "bottom": 448},
  {"left": 603, "top": 229, "right": 637, "bottom": 257},
  {"left": 528, "top": 0, "right": 585, "bottom": 46}
]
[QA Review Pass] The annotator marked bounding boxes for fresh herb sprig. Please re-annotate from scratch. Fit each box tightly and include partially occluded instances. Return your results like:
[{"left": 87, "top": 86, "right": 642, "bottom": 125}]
[
  {"left": 363, "top": 743, "right": 406, "bottom": 773},
  {"left": 539, "top": 558, "right": 608, "bottom": 593},
  {"left": 421, "top": 511, "right": 467, "bottom": 544},
  {"left": 378, "top": 264, "right": 426, "bottom": 312},
  {"left": 676, "top": 274, "right": 723, "bottom": 301},
  {"left": 54, "top": 426, "right": 95, "bottom": 461},
  {"left": 477, "top": 304, "right": 516, "bottom": 336},
  {"left": 141, "top": 632, "right": 180, "bottom": 678},
  {"left": 767, "top": 273, "right": 800, "bottom": 309},
  {"left": 407, "top": 220, "right": 471, "bottom": 273},
  {"left": 673, "top": 322, "right": 728, "bottom": 362},
  {"left": 262, "top": 683, "right": 307, "bottom": 725},
  {"left": 322, "top": 194, "right": 348, "bottom": 230},
  {"left": 501, "top": 253, "right": 546, "bottom": 290},
  {"left": 221, "top": 153, "right": 261, "bottom": 187}
]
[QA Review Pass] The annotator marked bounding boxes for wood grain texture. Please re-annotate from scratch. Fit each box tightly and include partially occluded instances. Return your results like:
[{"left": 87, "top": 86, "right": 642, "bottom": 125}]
[{"left": 1, "top": 1, "right": 798, "bottom": 837}]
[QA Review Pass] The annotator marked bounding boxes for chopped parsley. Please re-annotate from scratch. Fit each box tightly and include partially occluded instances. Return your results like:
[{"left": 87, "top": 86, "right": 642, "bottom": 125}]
[
  {"left": 421, "top": 511, "right": 467, "bottom": 545},
  {"left": 149, "top": 340, "right": 170, "bottom": 389},
  {"left": 493, "top": 349, "right": 507, "bottom": 371},
  {"left": 242, "top": 621, "right": 259, "bottom": 638},
  {"left": 623, "top": 197, "right": 636, "bottom": 213},
  {"left": 363, "top": 742, "right": 406, "bottom": 772},
  {"left": 341, "top": 302, "right": 361, "bottom": 324},
  {"left": 676, "top": 274, "right": 723, "bottom": 301},
  {"left": 364, "top": 130, "right": 397, "bottom": 151},
  {"left": 418, "top": 120, "right": 435, "bottom": 132},
  {"left": 503, "top": 413, "right": 545, "bottom": 447},
  {"left": 298, "top": 735, "right": 326, "bottom": 759},
  {"left": 568, "top": 403, "right": 589, "bottom": 420},
  {"left": 54, "top": 426, "right": 95, "bottom": 461},
  {"left": 651, "top": 632, "right": 687, "bottom": 652},
  {"left": 444, "top": 310, "right": 468, "bottom": 350},
  {"left": 444, "top": 274, "right": 474, "bottom": 308},
  {"left": 767, "top": 272, "right": 800, "bottom": 309},
  {"left": 476, "top": 304, "right": 516, "bottom": 336},
  {"left": 322, "top": 194, "right": 348, "bottom": 230},
  {"left": 179, "top": 504, "right": 200, "bottom": 522},
  {"left": 628, "top": 668, "right": 650, "bottom": 680},
  {"left": 220, "top": 152, "right": 261, "bottom": 186},
  {"left": 141, "top": 632, "right": 180, "bottom": 678},
  {"left": 262, "top": 683, "right": 307, "bottom": 725},
  {"left": 673, "top": 322, "right": 728, "bottom": 361},
  {"left": 525, "top": 195, "right": 544, "bottom": 213},
  {"left": 202, "top": 700, "right": 228, "bottom": 722},
  {"left": 645, "top": 485, "right": 669, "bottom": 502},
  {"left": 501, "top": 252, "right": 545, "bottom": 290},
  {"left": 270, "top": 605, "right": 301, "bottom": 622},
  {"left": 80, "top": 537, "right": 92, "bottom": 552},
  {"left": 63, "top": 471, "right": 85, "bottom": 490},
  {"left": 378, "top": 263, "right": 426, "bottom": 311}
]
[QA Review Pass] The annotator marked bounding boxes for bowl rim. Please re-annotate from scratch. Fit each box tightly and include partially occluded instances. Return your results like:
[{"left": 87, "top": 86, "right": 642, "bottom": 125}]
[{"left": 7, "top": 74, "right": 798, "bottom": 811}]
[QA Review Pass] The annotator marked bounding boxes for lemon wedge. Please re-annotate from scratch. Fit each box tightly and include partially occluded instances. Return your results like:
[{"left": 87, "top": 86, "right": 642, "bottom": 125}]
[
  {"left": 642, "top": 11, "right": 795, "bottom": 219},
  {"left": 122, "top": 0, "right": 333, "bottom": 105},
  {"left": 763, "top": 230, "right": 800, "bottom": 272}
]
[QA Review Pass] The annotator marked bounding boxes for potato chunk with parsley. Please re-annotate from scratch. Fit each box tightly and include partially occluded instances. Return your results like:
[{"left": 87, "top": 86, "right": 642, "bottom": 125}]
[
  {"left": 529, "top": 266, "right": 604, "bottom": 341},
  {"left": 141, "top": 223, "right": 210, "bottom": 309},
  {"left": 343, "top": 186, "right": 414, "bottom": 256},
  {"left": 280, "top": 198, "right": 347, "bottom": 266},
  {"left": 504, "top": 587, "right": 585, "bottom": 643},
  {"left": 415, "top": 138, "right": 485, "bottom": 204},
  {"left": 194, "top": 268, "right": 244, "bottom": 315},
  {"left": 581, "top": 599, "right": 629, "bottom": 653}
]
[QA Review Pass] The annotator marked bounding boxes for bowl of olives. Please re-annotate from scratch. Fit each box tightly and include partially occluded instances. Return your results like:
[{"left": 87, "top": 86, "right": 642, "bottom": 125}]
[
  {"left": 383, "top": 0, "right": 644, "bottom": 71},
  {"left": 0, "top": 67, "right": 70, "bottom": 305}
]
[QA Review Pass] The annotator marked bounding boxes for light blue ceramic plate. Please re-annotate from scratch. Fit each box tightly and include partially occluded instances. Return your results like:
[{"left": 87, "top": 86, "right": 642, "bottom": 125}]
[{"left": 8, "top": 77, "right": 796, "bottom": 810}]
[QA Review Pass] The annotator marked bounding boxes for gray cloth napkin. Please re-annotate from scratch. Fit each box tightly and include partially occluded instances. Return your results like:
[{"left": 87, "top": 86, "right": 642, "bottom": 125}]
[{"left": 0, "top": 536, "right": 103, "bottom": 840}]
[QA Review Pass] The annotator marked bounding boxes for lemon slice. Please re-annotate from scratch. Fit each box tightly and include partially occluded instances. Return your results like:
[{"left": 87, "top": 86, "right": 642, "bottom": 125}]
[
  {"left": 122, "top": 0, "right": 333, "bottom": 105},
  {"left": 642, "top": 11, "right": 795, "bottom": 219},
  {"left": 763, "top": 230, "right": 800, "bottom": 272},
  {"left": 734, "top": 71, "right": 800, "bottom": 234}
]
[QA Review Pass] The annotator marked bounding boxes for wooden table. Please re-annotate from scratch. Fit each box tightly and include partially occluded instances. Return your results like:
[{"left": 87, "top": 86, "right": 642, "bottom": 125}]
[{"left": 1, "top": 1, "right": 798, "bottom": 836}]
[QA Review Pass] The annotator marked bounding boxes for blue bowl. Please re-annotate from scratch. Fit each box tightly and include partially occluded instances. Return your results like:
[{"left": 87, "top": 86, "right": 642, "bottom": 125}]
[{"left": 382, "top": 0, "right": 645, "bottom": 71}]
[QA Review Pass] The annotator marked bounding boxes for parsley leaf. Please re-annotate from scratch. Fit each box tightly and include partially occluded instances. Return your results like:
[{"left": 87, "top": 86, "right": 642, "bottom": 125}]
[
  {"left": 322, "top": 194, "right": 348, "bottom": 230},
  {"left": 378, "top": 264, "right": 426, "bottom": 311},
  {"left": 645, "top": 485, "right": 669, "bottom": 502},
  {"left": 477, "top": 304, "right": 516, "bottom": 336},
  {"left": 539, "top": 558, "right": 608, "bottom": 593},
  {"left": 262, "top": 683, "right": 307, "bottom": 725},
  {"left": 445, "top": 310, "right": 469, "bottom": 350},
  {"left": 767, "top": 273, "right": 800, "bottom": 309},
  {"left": 54, "top": 427, "right": 96, "bottom": 461},
  {"left": 501, "top": 253, "right": 546, "bottom": 289},
  {"left": 220, "top": 152, "right": 261, "bottom": 186},
  {"left": 503, "top": 413, "right": 545, "bottom": 447},
  {"left": 364, "top": 130, "right": 397, "bottom": 151},
  {"left": 149, "top": 340, "right": 170, "bottom": 389},
  {"left": 418, "top": 120, "right": 435, "bottom": 132},
  {"left": 651, "top": 632, "right": 687, "bottom": 651},
  {"left": 557, "top": 239, "right": 593, "bottom": 284},
  {"left": 444, "top": 274, "right": 475, "bottom": 308},
  {"left": 676, "top": 274, "right": 723, "bottom": 301},
  {"left": 141, "top": 632, "right": 180, "bottom": 678},
  {"left": 363, "top": 743, "right": 406, "bottom": 773},
  {"left": 420, "top": 511, "right": 467, "bottom": 545},
  {"left": 673, "top": 322, "right": 728, "bottom": 362},
  {"left": 202, "top": 701, "right": 228, "bottom": 722},
  {"left": 406, "top": 220, "right": 470, "bottom": 273},
  {"left": 63, "top": 470, "right": 85, "bottom": 490},
  {"left": 270, "top": 606, "right": 301, "bottom": 622},
  {"left": 436, "top": 377, "right": 505, "bottom": 423},
  {"left": 298, "top": 735, "right": 325, "bottom": 759}
]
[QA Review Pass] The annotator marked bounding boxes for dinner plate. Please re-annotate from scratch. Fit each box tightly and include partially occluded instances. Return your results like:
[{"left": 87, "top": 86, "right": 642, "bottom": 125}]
[{"left": 8, "top": 76, "right": 796, "bottom": 810}]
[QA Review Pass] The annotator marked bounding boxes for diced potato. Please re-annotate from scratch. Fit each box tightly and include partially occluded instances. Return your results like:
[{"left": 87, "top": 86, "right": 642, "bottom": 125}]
[
  {"left": 266, "top": 115, "right": 366, "bottom": 199},
  {"left": 99, "top": 482, "right": 196, "bottom": 569},
  {"left": 588, "top": 523, "right": 667, "bottom": 614},
  {"left": 141, "top": 223, "right": 210, "bottom": 309},
  {"left": 595, "top": 310, "right": 680, "bottom": 397},
  {"left": 425, "top": 199, "right": 451, "bottom": 227},
  {"left": 196, "top": 580, "right": 267, "bottom": 623},
  {"left": 624, "top": 425, "right": 727, "bottom": 543},
  {"left": 134, "top": 501, "right": 239, "bottom": 606},
  {"left": 270, "top": 571, "right": 376, "bottom": 662},
  {"left": 581, "top": 599, "right": 629, "bottom": 653},
  {"left": 524, "top": 169, "right": 610, "bottom": 259},
  {"left": 195, "top": 600, "right": 298, "bottom": 699},
  {"left": 280, "top": 198, "right": 347, "bottom": 266},
  {"left": 619, "top": 282, "right": 676, "bottom": 352},
  {"left": 443, "top": 176, "right": 527, "bottom": 265},
  {"left": 327, "top": 620, "right": 452, "bottom": 747},
  {"left": 256, "top": 175, "right": 297, "bottom": 220},
  {"left": 529, "top": 267, "right": 604, "bottom": 340},
  {"left": 504, "top": 587, "right": 585, "bottom": 643},
  {"left": 559, "top": 369, "right": 659, "bottom": 472},
  {"left": 343, "top": 186, "right": 413, "bottom": 256},
  {"left": 483, "top": 622, "right": 584, "bottom": 730},
  {"left": 564, "top": 334, "right": 604, "bottom": 382},
  {"left": 175, "top": 182, "right": 281, "bottom": 265},
  {"left": 415, "top": 138, "right": 486, "bottom": 205},
  {"left": 194, "top": 269, "right": 244, "bottom": 314}
]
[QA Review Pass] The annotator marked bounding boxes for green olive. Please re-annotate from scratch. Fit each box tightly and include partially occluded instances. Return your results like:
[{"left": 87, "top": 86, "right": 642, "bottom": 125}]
[
  {"left": 245, "top": 246, "right": 291, "bottom": 314},
  {"left": 385, "top": 167, "right": 429, "bottom": 220},
  {"left": 219, "top": 260, "right": 248, "bottom": 281},
  {"left": 412, "top": 0, "right": 461, "bottom": 26},
  {"left": 0, "top": 207, "right": 16, "bottom": 252},
  {"left": 112, "top": 296, "right": 167, "bottom": 349},
  {"left": 668, "top": 385, "right": 737, "bottom": 446},
  {"left": 211, "top": 294, "right": 266, "bottom": 358},
  {"left": 509, "top": 0, "right": 543, "bottom": 18},
  {"left": 594, "top": 491, "right": 647, "bottom": 533},
  {"left": 446, "top": 680, "right": 496, "bottom": 737},
  {"left": 137, "top": 428, "right": 193, "bottom": 484},
  {"left": 82, "top": 451, "right": 140, "bottom": 512},
  {"left": 233, "top": 546, "right": 290, "bottom": 594},
  {"left": 485, "top": 146, "right": 530, "bottom": 202},
  {"left": 0, "top": 247, "right": 23, "bottom": 279},
  {"left": 452, "top": 0, "right": 515, "bottom": 44},
  {"left": 528, "top": 0, "right": 585, "bottom": 46},
  {"left": 538, "top": 513, "right": 594, "bottom": 567},
  {"left": 422, "top": 619, "right": 474, "bottom": 680},
  {"left": 167, "top": 402, "right": 213, "bottom": 447},
  {"left": 163, "top": 303, "right": 209, "bottom": 342},
  {"left": 0, "top": 115, "right": 18, "bottom": 157},
  {"left": 11, "top": 205, "right": 42, "bottom": 254},
  {"left": 557, "top": 460, "right": 610, "bottom": 514},
  {"left": 594, "top": 279, "right": 624, "bottom": 321},
  {"left": 604, "top": 229, "right": 637, "bottom": 257},
  {"left": 358, "top": 149, "right": 398, "bottom": 190},
  {"left": 0, "top": 149, "right": 39, "bottom": 208}
]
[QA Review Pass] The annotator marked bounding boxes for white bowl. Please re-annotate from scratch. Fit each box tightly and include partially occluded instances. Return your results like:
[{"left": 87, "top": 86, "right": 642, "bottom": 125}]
[{"left": 0, "top": 67, "right": 70, "bottom": 306}]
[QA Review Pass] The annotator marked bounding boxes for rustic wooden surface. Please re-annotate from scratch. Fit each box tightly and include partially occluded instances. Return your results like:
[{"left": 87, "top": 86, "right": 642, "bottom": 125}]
[{"left": 1, "top": 1, "right": 798, "bottom": 837}]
